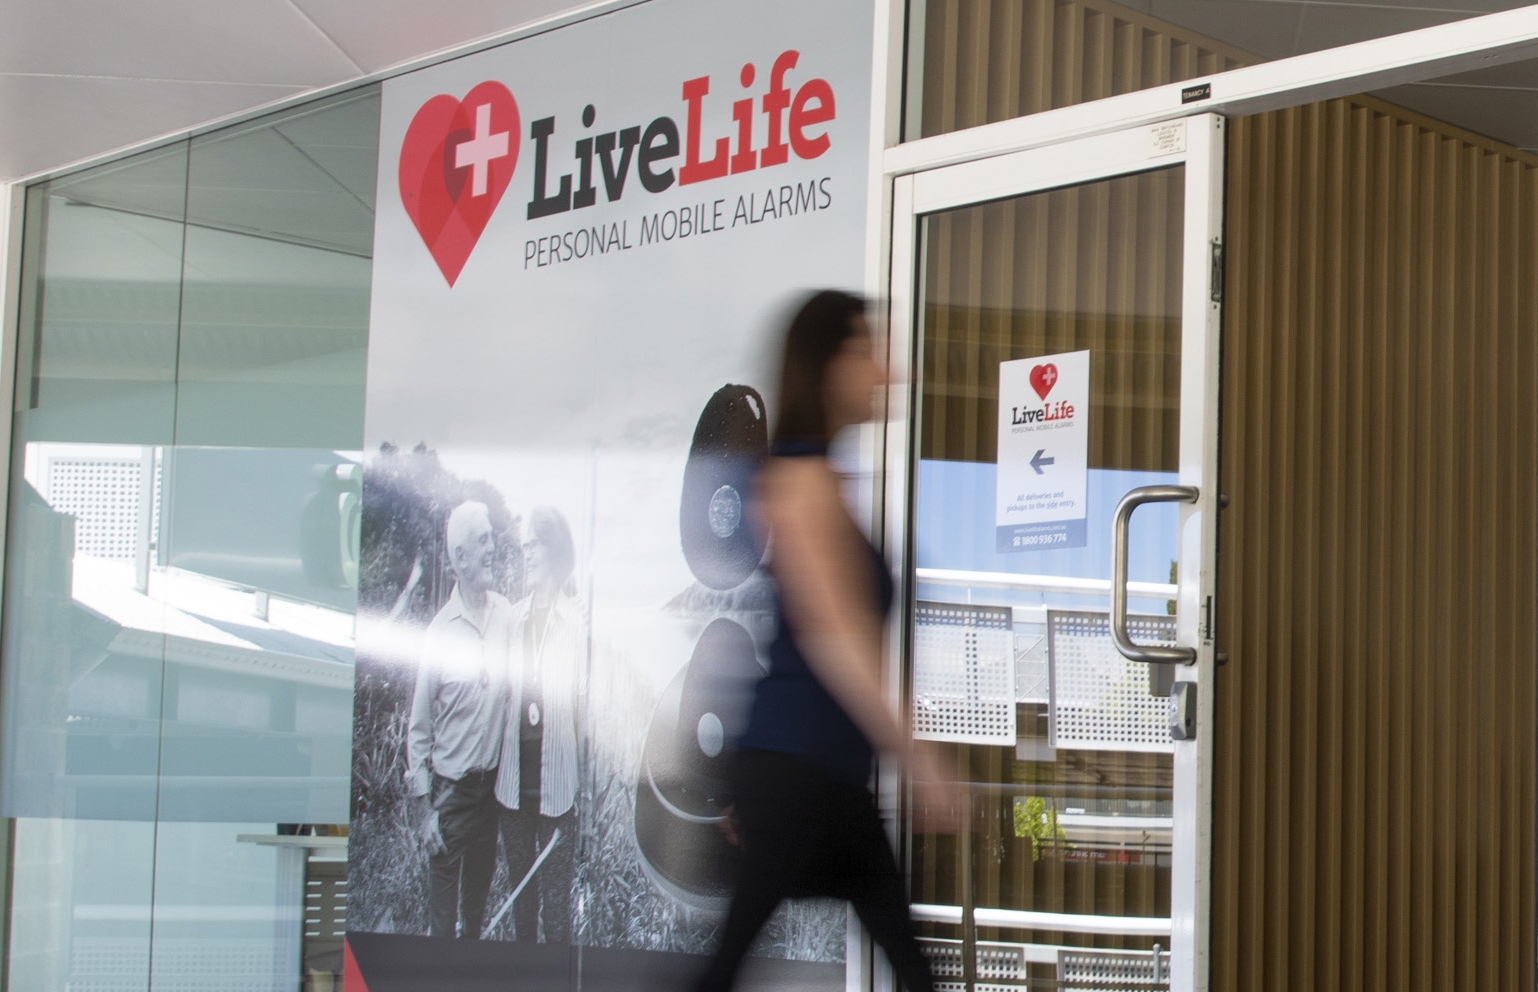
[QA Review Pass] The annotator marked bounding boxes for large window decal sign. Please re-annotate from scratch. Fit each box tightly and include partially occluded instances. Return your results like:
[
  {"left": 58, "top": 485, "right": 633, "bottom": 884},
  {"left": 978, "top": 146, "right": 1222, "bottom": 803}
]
[
  {"left": 396, "top": 48, "right": 841, "bottom": 288},
  {"left": 345, "top": 1, "right": 872, "bottom": 989}
]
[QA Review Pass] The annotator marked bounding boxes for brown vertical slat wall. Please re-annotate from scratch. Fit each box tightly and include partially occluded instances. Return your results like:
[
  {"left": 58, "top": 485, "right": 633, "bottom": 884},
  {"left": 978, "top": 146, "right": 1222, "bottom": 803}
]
[
  {"left": 919, "top": 169, "right": 1184, "bottom": 470},
  {"left": 917, "top": 0, "right": 1251, "bottom": 138},
  {"left": 1214, "top": 97, "right": 1538, "bottom": 992}
]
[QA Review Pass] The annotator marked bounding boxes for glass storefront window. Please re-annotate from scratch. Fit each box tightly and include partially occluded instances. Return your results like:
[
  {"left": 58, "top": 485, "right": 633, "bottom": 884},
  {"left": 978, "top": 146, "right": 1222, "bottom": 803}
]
[{"left": 1, "top": 86, "right": 380, "bottom": 992}]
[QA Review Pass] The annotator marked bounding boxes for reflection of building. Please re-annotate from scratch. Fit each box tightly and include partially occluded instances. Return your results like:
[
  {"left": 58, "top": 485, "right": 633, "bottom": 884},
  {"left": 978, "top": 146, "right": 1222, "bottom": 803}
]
[
  {"left": 5, "top": 454, "right": 356, "bottom": 989},
  {"left": 911, "top": 581, "right": 1178, "bottom": 976},
  {"left": 64, "top": 557, "right": 354, "bottom": 821},
  {"left": 8, "top": 443, "right": 360, "bottom": 816}
]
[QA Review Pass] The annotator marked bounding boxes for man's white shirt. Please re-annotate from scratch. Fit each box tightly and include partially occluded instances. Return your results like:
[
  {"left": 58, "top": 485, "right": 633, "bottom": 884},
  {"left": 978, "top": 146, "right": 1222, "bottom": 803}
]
[{"left": 406, "top": 584, "right": 514, "bottom": 797}]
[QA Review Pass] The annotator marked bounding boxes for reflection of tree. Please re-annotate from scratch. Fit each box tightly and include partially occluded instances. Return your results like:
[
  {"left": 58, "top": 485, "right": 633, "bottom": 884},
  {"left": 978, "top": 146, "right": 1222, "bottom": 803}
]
[
  {"left": 1013, "top": 795, "right": 1067, "bottom": 862},
  {"left": 350, "top": 441, "right": 523, "bottom": 935},
  {"left": 358, "top": 442, "right": 523, "bottom": 620}
]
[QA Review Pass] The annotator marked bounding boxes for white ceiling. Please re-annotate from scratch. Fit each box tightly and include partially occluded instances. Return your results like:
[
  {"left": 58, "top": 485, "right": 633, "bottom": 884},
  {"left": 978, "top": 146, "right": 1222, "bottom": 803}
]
[
  {"left": 5, "top": 0, "right": 1538, "bottom": 185},
  {"left": 0, "top": 0, "right": 585, "bottom": 182}
]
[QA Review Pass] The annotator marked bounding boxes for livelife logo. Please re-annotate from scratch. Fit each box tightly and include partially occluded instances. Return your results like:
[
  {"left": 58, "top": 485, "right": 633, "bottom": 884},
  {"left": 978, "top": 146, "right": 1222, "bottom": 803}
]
[
  {"left": 1009, "top": 363, "right": 1076, "bottom": 426},
  {"left": 399, "top": 81, "right": 521, "bottom": 286},
  {"left": 397, "top": 50, "right": 837, "bottom": 287}
]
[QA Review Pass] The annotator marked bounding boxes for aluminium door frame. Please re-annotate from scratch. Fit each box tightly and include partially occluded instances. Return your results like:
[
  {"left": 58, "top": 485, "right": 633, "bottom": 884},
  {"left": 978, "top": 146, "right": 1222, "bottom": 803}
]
[{"left": 882, "top": 116, "right": 1225, "bottom": 992}]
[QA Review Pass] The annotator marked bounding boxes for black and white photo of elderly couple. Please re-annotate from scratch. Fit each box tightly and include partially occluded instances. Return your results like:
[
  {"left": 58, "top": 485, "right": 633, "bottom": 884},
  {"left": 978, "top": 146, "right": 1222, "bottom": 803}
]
[
  {"left": 348, "top": 444, "right": 585, "bottom": 944},
  {"left": 346, "top": 441, "right": 846, "bottom": 965}
]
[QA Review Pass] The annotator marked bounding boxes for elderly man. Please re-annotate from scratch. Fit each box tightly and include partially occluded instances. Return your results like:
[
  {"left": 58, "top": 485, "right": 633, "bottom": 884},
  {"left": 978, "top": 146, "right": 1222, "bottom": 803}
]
[{"left": 406, "top": 500, "right": 512, "bottom": 939}]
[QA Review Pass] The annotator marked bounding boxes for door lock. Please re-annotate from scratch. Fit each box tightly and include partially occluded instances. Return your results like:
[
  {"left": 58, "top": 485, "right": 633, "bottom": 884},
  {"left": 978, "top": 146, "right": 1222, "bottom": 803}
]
[{"left": 1169, "top": 682, "right": 1196, "bottom": 740}]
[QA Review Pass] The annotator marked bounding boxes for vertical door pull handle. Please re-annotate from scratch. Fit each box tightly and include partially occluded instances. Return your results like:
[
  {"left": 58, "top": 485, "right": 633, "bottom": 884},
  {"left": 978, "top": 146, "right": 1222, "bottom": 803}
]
[{"left": 1112, "top": 485, "right": 1199, "bottom": 665}]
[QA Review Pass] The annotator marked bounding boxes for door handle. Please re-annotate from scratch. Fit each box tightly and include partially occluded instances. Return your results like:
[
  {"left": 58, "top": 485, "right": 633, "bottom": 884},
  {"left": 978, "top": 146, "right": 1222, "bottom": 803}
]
[{"left": 1112, "top": 485, "right": 1199, "bottom": 665}]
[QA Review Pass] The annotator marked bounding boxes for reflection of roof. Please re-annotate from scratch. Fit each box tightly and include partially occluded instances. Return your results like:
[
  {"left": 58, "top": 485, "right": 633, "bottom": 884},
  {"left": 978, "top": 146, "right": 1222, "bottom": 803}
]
[
  {"left": 184, "top": 615, "right": 351, "bottom": 666},
  {"left": 1058, "top": 813, "right": 1172, "bottom": 846},
  {"left": 71, "top": 554, "right": 354, "bottom": 688}
]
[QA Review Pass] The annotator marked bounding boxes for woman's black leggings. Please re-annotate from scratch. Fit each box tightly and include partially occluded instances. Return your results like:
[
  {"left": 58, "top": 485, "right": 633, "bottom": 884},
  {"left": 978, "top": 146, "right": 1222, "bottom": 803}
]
[{"left": 694, "top": 749, "right": 936, "bottom": 992}]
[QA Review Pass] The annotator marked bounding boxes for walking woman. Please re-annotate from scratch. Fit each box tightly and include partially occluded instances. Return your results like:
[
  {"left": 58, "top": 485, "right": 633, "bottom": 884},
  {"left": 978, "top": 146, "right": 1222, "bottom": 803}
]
[{"left": 695, "top": 290, "right": 955, "bottom": 992}]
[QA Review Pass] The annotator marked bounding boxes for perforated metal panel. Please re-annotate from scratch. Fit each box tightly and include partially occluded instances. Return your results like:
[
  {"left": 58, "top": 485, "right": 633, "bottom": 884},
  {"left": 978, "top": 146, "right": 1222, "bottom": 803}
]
[
  {"left": 923, "top": 938, "right": 965, "bottom": 978},
  {"left": 149, "top": 938, "right": 285, "bottom": 992},
  {"left": 45, "top": 456, "right": 145, "bottom": 560},
  {"left": 1058, "top": 947, "right": 1170, "bottom": 991},
  {"left": 70, "top": 936, "right": 284, "bottom": 992},
  {"left": 1047, "top": 610, "right": 1175, "bottom": 753},
  {"left": 304, "top": 857, "right": 348, "bottom": 978},
  {"left": 920, "top": 937, "right": 1028, "bottom": 981},
  {"left": 68, "top": 936, "right": 147, "bottom": 992},
  {"left": 976, "top": 942, "right": 1027, "bottom": 980},
  {"left": 913, "top": 602, "right": 1016, "bottom": 744},
  {"left": 1014, "top": 618, "right": 1049, "bottom": 704}
]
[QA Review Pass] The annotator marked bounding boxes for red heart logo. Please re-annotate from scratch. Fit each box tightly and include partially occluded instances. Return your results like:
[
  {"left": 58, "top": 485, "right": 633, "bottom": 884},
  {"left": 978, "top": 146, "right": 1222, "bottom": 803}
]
[
  {"left": 399, "top": 82, "right": 521, "bottom": 287},
  {"left": 1029, "top": 363, "right": 1059, "bottom": 401}
]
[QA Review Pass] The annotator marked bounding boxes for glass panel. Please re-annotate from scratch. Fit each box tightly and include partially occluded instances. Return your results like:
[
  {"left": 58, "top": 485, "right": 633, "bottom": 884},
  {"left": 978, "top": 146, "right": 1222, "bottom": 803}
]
[
  {"left": 1, "top": 142, "right": 191, "bottom": 991},
  {"left": 906, "top": 0, "right": 1529, "bottom": 140},
  {"left": 907, "top": 167, "right": 1183, "bottom": 982},
  {"left": 147, "top": 88, "right": 379, "bottom": 992},
  {"left": 2, "top": 86, "right": 379, "bottom": 992},
  {"left": 174, "top": 90, "right": 376, "bottom": 450}
]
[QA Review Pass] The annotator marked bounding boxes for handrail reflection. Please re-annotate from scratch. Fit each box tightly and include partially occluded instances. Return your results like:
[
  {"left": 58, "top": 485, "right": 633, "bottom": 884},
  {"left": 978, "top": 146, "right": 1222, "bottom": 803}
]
[
  {"left": 914, "top": 567, "right": 1176, "bottom": 600},
  {"left": 910, "top": 902, "right": 1171, "bottom": 936}
]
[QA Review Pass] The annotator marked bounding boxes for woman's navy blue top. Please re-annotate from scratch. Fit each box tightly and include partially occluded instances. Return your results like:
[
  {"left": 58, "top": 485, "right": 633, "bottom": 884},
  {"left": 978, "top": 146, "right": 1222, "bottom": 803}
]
[{"left": 737, "top": 440, "right": 895, "bottom": 788}]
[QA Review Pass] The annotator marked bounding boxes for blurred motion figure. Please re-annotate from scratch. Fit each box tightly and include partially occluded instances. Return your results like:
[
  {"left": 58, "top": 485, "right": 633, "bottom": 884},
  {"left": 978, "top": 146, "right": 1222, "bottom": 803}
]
[{"left": 695, "top": 291, "right": 952, "bottom": 992}]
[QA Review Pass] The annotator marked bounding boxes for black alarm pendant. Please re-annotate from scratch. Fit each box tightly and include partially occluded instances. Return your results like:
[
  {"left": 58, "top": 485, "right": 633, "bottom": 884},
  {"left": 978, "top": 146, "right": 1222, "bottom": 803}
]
[
  {"left": 678, "top": 384, "right": 769, "bottom": 589},
  {"left": 633, "top": 384, "right": 771, "bottom": 906}
]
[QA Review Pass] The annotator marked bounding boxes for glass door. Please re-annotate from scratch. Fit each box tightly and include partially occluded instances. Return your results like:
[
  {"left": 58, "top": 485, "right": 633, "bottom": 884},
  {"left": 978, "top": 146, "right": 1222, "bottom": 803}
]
[{"left": 884, "top": 118, "right": 1224, "bottom": 992}]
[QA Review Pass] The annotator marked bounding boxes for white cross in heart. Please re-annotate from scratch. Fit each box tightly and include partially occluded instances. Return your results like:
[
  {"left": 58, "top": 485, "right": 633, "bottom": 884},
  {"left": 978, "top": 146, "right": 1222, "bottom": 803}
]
[{"left": 455, "top": 103, "right": 510, "bottom": 197}]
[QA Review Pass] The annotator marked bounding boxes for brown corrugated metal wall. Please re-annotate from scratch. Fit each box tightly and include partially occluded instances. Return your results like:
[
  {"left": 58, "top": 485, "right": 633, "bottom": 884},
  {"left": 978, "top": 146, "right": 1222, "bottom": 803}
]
[
  {"left": 915, "top": 0, "right": 1251, "bottom": 138},
  {"left": 1213, "top": 96, "right": 1538, "bottom": 992},
  {"left": 917, "top": 168, "right": 1184, "bottom": 471}
]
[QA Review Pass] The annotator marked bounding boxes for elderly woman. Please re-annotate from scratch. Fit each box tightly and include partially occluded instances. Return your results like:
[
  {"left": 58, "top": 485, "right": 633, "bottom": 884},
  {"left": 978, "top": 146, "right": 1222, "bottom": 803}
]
[{"left": 493, "top": 504, "right": 583, "bottom": 943}]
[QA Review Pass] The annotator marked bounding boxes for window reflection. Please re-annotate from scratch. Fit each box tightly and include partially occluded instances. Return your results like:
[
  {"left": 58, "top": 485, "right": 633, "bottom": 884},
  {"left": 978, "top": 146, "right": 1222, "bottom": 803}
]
[
  {"left": 2, "top": 87, "right": 379, "bottom": 992},
  {"left": 906, "top": 170, "right": 1184, "bottom": 983}
]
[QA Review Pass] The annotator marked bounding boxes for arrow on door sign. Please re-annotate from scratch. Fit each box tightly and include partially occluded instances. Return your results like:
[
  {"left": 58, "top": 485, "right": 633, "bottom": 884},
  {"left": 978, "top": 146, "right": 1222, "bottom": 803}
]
[{"left": 1030, "top": 449, "right": 1055, "bottom": 474}]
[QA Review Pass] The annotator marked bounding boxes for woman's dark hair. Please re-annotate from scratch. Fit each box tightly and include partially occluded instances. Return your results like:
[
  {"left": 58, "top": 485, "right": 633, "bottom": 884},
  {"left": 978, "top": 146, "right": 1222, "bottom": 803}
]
[
  {"left": 527, "top": 504, "right": 576, "bottom": 587},
  {"left": 772, "top": 289, "right": 868, "bottom": 444}
]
